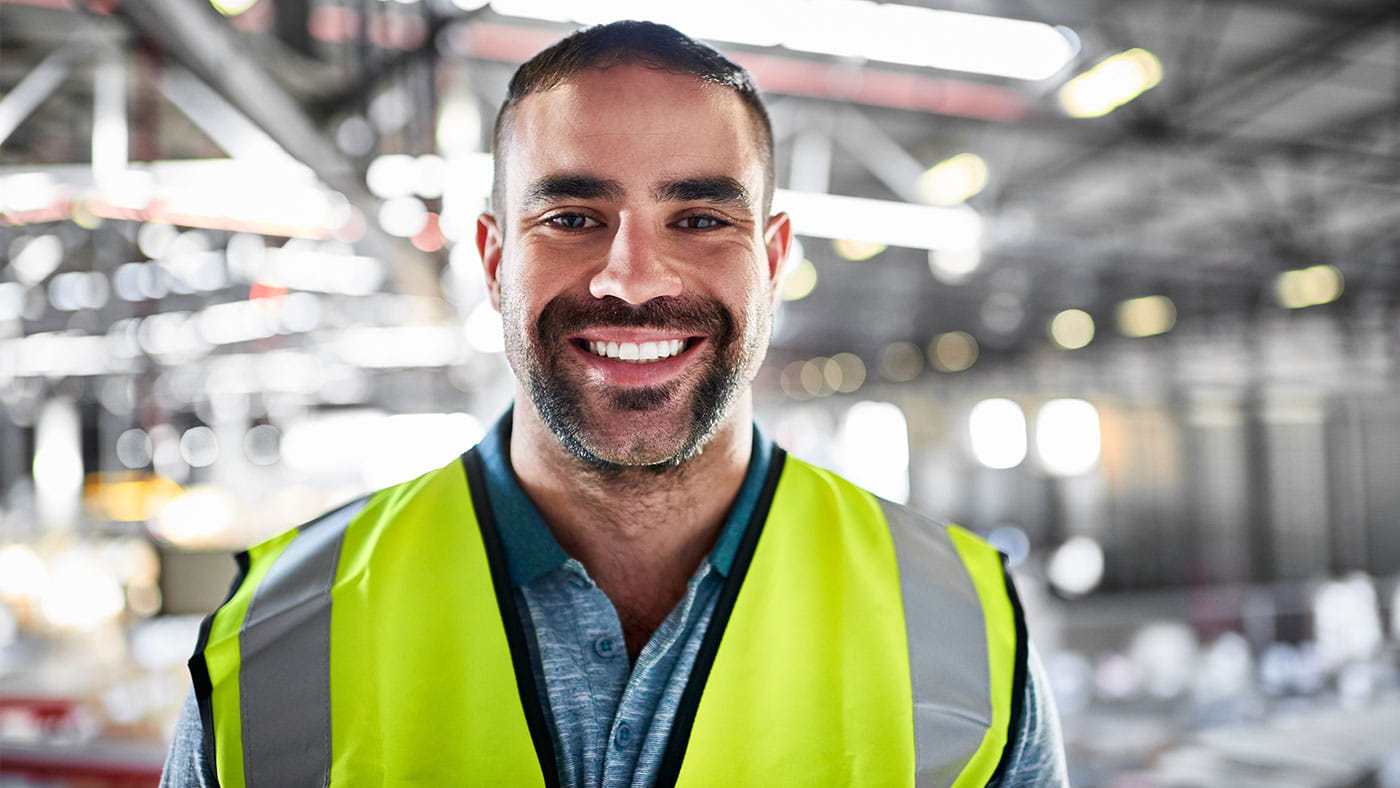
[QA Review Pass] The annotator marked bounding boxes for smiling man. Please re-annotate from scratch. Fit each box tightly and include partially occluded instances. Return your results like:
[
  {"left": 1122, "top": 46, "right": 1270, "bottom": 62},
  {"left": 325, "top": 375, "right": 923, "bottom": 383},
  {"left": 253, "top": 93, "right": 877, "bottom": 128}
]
[{"left": 163, "top": 21, "right": 1068, "bottom": 788}]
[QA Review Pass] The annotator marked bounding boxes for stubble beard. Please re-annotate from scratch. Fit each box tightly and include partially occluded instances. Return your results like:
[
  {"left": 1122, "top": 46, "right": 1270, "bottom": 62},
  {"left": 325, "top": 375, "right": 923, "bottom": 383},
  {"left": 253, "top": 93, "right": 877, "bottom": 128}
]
[{"left": 506, "top": 292, "right": 760, "bottom": 475}]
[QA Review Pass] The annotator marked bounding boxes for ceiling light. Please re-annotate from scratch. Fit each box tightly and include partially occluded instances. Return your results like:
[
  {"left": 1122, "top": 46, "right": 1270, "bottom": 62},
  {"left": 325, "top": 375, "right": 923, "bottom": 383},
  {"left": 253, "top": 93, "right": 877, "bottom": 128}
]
[
  {"left": 831, "top": 239, "right": 887, "bottom": 261},
  {"left": 1049, "top": 308, "right": 1095, "bottom": 349},
  {"left": 837, "top": 401, "right": 910, "bottom": 503},
  {"left": 929, "top": 331, "right": 978, "bottom": 372},
  {"left": 1047, "top": 536, "right": 1104, "bottom": 596},
  {"left": 1059, "top": 48, "right": 1162, "bottom": 118},
  {"left": 487, "top": 1, "right": 1078, "bottom": 81},
  {"left": 929, "top": 248, "right": 983, "bottom": 284},
  {"left": 781, "top": 258, "right": 818, "bottom": 301},
  {"left": 800, "top": 358, "right": 833, "bottom": 397},
  {"left": 877, "top": 341, "right": 924, "bottom": 382},
  {"left": 367, "top": 154, "right": 418, "bottom": 200},
  {"left": 777, "top": 190, "right": 982, "bottom": 252},
  {"left": 209, "top": 0, "right": 258, "bottom": 16},
  {"left": 969, "top": 398, "right": 1026, "bottom": 470},
  {"left": 826, "top": 352, "right": 867, "bottom": 394},
  {"left": 1035, "top": 398, "right": 1101, "bottom": 476},
  {"left": 917, "top": 153, "right": 989, "bottom": 206},
  {"left": 1275, "top": 265, "right": 1344, "bottom": 309},
  {"left": 1116, "top": 294, "right": 1176, "bottom": 337}
]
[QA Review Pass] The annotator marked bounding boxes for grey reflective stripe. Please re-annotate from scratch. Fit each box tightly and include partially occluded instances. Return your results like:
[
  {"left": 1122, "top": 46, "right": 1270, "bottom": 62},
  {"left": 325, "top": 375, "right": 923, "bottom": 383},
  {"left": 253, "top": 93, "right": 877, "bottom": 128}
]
[
  {"left": 878, "top": 498, "right": 993, "bottom": 788},
  {"left": 238, "top": 496, "right": 369, "bottom": 788}
]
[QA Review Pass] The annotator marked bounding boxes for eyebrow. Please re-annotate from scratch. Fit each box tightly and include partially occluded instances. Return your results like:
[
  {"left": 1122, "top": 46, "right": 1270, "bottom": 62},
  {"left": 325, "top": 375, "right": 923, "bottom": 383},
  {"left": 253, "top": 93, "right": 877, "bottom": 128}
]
[
  {"left": 521, "top": 174, "right": 624, "bottom": 212},
  {"left": 652, "top": 176, "right": 752, "bottom": 211},
  {"left": 521, "top": 173, "right": 754, "bottom": 215}
]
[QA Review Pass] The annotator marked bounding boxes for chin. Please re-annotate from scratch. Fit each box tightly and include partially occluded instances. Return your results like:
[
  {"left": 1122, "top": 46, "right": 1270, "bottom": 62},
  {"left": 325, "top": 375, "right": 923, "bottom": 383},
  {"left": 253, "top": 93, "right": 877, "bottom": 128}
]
[{"left": 575, "top": 418, "right": 704, "bottom": 468}]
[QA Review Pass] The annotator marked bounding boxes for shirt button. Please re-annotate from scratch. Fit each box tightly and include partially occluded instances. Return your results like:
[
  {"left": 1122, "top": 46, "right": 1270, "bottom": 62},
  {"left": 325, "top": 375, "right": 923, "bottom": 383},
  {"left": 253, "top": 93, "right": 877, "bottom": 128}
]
[
  {"left": 614, "top": 722, "right": 633, "bottom": 748},
  {"left": 593, "top": 636, "right": 619, "bottom": 659}
]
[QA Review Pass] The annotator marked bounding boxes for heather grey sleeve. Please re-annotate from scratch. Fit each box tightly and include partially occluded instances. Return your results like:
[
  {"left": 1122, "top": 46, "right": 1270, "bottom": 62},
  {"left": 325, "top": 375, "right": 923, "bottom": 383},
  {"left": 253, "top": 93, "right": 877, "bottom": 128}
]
[
  {"left": 986, "top": 643, "right": 1070, "bottom": 787},
  {"left": 160, "top": 690, "right": 216, "bottom": 788}
]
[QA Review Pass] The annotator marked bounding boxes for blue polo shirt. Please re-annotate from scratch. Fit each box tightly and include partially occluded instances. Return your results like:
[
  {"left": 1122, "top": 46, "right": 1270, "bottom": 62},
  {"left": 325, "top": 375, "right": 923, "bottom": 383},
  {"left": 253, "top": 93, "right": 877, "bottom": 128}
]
[{"left": 474, "top": 412, "right": 772, "bottom": 786}]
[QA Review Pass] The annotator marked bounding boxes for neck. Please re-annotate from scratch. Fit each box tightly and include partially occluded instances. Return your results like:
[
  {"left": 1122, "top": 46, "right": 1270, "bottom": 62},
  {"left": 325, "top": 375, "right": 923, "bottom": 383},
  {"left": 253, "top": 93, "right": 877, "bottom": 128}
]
[{"left": 508, "top": 392, "right": 753, "bottom": 654}]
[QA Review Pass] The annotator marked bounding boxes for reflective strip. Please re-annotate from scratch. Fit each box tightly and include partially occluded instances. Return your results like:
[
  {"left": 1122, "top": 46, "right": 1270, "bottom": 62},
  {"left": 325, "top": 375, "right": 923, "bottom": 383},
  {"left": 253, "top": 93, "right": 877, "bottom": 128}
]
[
  {"left": 946, "top": 525, "right": 1019, "bottom": 788},
  {"left": 204, "top": 528, "right": 300, "bottom": 788},
  {"left": 238, "top": 497, "right": 367, "bottom": 788},
  {"left": 880, "top": 499, "right": 997, "bottom": 787}
]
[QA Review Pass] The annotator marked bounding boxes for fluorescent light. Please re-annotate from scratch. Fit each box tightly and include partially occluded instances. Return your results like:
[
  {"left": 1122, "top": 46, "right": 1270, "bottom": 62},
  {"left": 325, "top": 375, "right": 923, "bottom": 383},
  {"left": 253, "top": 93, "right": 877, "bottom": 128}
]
[
  {"left": 1059, "top": 48, "right": 1162, "bottom": 118},
  {"left": 335, "top": 325, "right": 468, "bottom": 367},
  {"left": 837, "top": 401, "right": 910, "bottom": 503},
  {"left": 776, "top": 190, "right": 981, "bottom": 252},
  {"left": 1035, "top": 398, "right": 1100, "bottom": 476},
  {"left": 486, "top": 1, "right": 1078, "bottom": 81},
  {"left": 262, "top": 243, "right": 386, "bottom": 296},
  {"left": 969, "top": 398, "right": 1026, "bottom": 470},
  {"left": 865, "top": 4, "right": 1075, "bottom": 80}
]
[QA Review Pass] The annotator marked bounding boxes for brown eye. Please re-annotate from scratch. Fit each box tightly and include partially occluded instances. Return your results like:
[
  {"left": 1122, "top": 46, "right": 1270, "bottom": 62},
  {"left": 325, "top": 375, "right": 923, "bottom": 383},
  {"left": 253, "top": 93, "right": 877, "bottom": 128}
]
[
  {"left": 680, "top": 215, "right": 727, "bottom": 230},
  {"left": 546, "top": 214, "right": 599, "bottom": 229}
]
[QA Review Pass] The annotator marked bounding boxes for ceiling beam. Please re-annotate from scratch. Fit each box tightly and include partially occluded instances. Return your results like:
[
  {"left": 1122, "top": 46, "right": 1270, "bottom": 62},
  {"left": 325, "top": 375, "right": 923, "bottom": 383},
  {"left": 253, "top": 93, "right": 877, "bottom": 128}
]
[{"left": 115, "top": 0, "right": 442, "bottom": 303}]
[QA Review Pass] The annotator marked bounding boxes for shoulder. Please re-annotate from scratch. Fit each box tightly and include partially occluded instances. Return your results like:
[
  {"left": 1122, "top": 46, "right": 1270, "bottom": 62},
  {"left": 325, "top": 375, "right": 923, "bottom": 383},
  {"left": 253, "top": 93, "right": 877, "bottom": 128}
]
[
  {"left": 240, "top": 455, "right": 473, "bottom": 566},
  {"left": 778, "top": 453, "right": 1003, "bottom": 569}
]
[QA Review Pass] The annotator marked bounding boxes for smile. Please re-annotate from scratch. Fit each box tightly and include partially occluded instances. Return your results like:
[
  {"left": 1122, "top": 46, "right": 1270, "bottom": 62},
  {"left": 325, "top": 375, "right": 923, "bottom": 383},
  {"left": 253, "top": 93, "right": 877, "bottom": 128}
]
[{"left": 584, "top": 339, "right": 690, "bottom": 364}]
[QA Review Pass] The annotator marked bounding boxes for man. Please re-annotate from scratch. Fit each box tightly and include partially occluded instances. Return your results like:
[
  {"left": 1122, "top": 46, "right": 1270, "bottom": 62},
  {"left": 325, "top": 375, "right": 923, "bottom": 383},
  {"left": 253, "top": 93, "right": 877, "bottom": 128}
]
[{"left": 163, "top": 21, "right": 1068, "bottom": 787}]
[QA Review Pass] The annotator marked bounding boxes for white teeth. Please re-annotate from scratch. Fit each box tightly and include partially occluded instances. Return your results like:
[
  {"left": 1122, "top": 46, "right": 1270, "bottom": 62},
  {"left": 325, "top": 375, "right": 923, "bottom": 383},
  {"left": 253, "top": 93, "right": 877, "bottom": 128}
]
[{"left": 586, "top": 338, "right": 689, "bottom": 363}]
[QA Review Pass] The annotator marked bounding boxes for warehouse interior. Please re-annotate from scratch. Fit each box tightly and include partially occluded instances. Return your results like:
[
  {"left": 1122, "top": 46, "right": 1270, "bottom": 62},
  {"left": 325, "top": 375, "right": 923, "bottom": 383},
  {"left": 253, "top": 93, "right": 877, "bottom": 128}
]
[{"left": 2, "top": 0, "right": 1398, "bottom": 784}]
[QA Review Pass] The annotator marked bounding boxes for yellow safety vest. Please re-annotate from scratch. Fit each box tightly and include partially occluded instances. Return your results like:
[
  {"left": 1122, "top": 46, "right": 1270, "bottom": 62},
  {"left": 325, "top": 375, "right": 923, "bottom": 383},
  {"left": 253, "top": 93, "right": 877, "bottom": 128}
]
[{"left": 192, "top": 446, "right": 1024, "bottom": 787}]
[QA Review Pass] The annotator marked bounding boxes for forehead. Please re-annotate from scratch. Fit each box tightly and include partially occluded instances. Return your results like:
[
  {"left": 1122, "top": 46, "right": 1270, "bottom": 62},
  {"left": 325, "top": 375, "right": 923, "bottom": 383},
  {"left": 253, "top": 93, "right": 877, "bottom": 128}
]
[{"left": 502, "top": 65, "right": 764, "bottom": 204}]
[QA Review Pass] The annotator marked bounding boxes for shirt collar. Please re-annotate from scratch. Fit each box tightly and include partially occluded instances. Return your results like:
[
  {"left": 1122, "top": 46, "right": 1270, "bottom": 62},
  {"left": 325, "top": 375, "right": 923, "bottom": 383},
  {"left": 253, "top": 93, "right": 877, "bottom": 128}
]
[{"left": 474, "top": 407, "right": 774, "bottom": 586}]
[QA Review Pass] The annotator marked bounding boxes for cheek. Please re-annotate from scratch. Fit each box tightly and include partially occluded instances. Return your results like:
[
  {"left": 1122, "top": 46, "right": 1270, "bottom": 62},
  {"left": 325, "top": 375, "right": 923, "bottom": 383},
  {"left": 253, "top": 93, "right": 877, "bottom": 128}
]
[{"left": 497, "top": 252, "right": 552, "bottom": 316}]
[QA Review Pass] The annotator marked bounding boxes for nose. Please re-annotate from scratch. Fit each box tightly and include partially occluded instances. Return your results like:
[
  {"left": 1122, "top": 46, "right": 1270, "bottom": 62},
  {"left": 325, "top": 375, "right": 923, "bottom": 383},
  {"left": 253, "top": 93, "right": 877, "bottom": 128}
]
[{"left": 588, "top": 217, "right": 683, "bottom": 304}]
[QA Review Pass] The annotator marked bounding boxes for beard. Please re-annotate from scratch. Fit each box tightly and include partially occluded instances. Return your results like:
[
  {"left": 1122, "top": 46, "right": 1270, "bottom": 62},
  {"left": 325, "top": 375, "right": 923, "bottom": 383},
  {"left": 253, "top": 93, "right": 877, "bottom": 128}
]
[{"left": 505, "top": 292, "right": 754, "bottom": 472}]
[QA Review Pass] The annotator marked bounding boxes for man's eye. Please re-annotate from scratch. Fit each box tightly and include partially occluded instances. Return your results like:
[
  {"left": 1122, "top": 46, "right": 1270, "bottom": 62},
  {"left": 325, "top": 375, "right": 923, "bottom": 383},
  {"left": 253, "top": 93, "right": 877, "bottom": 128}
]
[
  {"left": 679, "top": 215, "right": 727, "bottom": 230},
  {"left": 546, "top": 214, "right": 598, "bottom": 229}
]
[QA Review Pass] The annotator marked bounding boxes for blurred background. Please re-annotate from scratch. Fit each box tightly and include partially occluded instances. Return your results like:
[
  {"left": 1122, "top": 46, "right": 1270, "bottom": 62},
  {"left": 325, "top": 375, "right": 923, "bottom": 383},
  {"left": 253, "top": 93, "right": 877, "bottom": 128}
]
[{"left": 1, "top": 0, "right": 1398, "bottom": 785}]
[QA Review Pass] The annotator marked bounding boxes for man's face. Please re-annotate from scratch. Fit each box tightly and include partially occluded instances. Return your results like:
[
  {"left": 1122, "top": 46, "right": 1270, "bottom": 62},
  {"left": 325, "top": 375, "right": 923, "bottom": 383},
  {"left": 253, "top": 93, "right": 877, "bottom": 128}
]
[{"left": 477, "top": 64, "right": 791, "bottom": 469}]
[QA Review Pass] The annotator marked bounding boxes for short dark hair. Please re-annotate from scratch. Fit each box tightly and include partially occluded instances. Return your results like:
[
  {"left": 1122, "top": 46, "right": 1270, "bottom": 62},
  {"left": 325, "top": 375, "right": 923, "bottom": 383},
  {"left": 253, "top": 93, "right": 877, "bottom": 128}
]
[{"left": 489, "top": 21, "right": 775, "bottom": 219}]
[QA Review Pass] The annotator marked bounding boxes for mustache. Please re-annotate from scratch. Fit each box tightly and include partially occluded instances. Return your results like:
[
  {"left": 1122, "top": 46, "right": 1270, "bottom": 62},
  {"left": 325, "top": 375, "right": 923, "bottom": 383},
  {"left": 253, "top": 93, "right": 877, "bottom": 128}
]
[{"left": 534, "top": 294, "right": 732, "bottom": 341}]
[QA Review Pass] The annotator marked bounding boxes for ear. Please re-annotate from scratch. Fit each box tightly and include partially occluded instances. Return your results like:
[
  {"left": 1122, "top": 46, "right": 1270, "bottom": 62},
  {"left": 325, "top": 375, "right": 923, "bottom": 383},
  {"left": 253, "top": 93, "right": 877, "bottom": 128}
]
[
  {"left": 476, "top": 213, "right": 504, "bottom": 310},
  {"left": 763, "top": 212, "right": 793, "bottom": 301}
]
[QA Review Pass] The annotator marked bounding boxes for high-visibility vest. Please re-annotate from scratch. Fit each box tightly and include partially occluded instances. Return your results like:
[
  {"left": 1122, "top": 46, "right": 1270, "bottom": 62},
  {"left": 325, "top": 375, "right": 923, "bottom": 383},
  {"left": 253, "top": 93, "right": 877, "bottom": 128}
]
[{"left": 192, "top": 446, "right": 1025, "bottom": 787}]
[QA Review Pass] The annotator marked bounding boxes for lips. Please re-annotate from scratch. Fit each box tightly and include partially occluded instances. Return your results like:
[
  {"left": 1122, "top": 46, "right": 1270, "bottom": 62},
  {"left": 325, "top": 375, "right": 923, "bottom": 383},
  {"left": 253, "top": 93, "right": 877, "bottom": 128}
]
[{"left": 535, "top": 294, "right": 731, "bottom": 387}]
